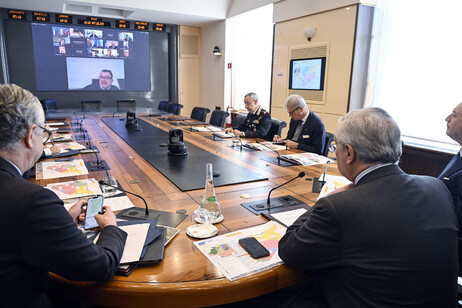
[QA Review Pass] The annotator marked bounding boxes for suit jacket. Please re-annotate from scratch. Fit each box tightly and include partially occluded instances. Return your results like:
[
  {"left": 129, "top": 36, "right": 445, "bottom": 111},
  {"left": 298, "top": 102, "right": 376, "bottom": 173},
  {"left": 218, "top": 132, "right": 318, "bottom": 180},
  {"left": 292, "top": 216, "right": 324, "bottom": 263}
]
[
  {"left": 285, "top": 111, "right": 325, "bottom": 155},
  {"left": 236, "top": 107, "right": 272, "bottom": 138},
  {"left": 279, "top": 165, "right": 458, "bottom": 307},
  {"left": 83, "top": 83, "right": 119, "bottom": 91},
  {"left": 0, "top": 157, "right": 127, "bottom": 307},
  {"left": 438, "top": 154, "right": 462, "bottom": 275}
]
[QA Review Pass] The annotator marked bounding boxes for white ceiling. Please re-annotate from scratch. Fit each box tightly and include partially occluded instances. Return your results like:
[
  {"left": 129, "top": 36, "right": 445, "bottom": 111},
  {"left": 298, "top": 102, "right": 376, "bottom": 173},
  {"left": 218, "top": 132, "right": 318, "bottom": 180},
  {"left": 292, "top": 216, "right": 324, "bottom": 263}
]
[{"left": 0, "top": 0, "right": 279, "bottom": 26}]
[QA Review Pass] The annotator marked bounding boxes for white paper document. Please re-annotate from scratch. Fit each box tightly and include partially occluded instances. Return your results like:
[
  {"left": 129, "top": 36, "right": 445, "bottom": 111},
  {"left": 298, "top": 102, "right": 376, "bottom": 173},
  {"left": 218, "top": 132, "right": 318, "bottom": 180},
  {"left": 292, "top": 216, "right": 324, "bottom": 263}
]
[
  {"left": 270, "top": 208, "right": 307, "bottom": 227},
  {"left": 104, "top": 195, "right": 135, "bottom": 212},
  {"left": 190, "top": 126, "right": 222, "bottom": 132},
  {"left": 118, "top": 223, "right": 150, "bottom": 264}
]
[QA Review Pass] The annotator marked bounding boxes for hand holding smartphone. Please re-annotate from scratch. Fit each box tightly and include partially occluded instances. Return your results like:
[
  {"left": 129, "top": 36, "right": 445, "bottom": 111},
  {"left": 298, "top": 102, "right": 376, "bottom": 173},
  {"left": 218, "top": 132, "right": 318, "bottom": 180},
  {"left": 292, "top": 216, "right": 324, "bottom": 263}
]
[
  {"left": 238, "top": 237, "right": 270, "bottom": 259},
  {"left": 84, "top": 195, "right": 104, "bottom": 230}
]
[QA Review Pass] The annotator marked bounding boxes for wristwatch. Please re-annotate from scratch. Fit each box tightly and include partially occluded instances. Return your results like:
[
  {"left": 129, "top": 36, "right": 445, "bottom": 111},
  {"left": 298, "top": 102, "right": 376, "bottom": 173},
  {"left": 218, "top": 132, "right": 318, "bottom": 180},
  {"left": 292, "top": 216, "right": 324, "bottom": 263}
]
[{"left": 240, "top": 132, "right": 245, "bottom": 137}]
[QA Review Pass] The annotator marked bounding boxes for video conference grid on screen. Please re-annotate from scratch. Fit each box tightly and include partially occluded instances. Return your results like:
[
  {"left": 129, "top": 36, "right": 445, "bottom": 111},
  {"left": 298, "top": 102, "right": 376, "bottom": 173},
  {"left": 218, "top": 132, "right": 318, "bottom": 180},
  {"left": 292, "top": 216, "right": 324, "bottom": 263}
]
[{"left": 31, "top": 23, "right": 151, "bottom": 91}]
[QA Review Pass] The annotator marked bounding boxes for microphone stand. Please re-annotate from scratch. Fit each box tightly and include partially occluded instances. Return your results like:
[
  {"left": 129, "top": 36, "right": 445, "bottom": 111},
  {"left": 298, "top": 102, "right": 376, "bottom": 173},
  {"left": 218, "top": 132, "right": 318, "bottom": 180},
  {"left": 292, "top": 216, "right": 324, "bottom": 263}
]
[
  {"left": 99, "top": 180, "right": 156, "bottom": 219},
  {"left": 267, "top": 171, "right": 306, "bottom": 209},
  {"left": 312, "top": 161, "right": 331, "bottom": 193},
  {"left": 232, "top": 136, "right": 243, "bottom": 152},
  {"left": 83, "top": 130, "right": 109, "bottom": 172},
  {"left": 256, "top": 140, "right": 281, "bottom": 165}
]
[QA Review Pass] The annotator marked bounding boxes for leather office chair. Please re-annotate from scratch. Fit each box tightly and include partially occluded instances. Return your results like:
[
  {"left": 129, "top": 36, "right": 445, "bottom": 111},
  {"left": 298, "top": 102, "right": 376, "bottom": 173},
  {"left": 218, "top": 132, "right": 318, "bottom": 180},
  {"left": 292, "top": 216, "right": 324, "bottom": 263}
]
[
  {"left": 231, "top": 113, "right": 246, "bottom": 129},
  {"left": 167, "top": 103, "right": 183, "bottom": 115},
  {"left": 158, "top": 101, "right": 170, "bottom": 111},
  {"left": 81, "top": 100, "right": 102, "bottom": 112},
  {"left": 322, "top": 132, "right": 335, "bottom": 157},
  {"left": 209, "top": 110, "right": 229, "bottom": 128},
  {"left": 40, "top": 99, "right": 57, "bottom": 114},
  {"left": 113, "top": 99, "right": 136, "bottom": 117},
  {"left": 190, "top": 107, "right": 210, "bottom": 122},
  {"left": 263, "top": 118, "right": 287, "bottom": 141}
]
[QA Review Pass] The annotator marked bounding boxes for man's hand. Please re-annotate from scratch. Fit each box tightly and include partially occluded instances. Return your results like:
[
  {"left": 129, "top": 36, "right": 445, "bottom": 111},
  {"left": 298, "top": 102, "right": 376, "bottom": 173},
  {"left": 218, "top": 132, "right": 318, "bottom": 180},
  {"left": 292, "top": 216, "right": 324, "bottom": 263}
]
[
  {"left": 284, "top": 140, "right": 299, "bottom": 149},
  {"left": 50, "top": 145, "right": 60, "bottom": 155},
  {"left": 273, "top": 135, "right": 282, "bottom": 142},
  {"left": 94, "top": 206, "right": 117, "bottom": 229},
  {"left": 68, "top": 199, "right": 87, "bottom": 225}
]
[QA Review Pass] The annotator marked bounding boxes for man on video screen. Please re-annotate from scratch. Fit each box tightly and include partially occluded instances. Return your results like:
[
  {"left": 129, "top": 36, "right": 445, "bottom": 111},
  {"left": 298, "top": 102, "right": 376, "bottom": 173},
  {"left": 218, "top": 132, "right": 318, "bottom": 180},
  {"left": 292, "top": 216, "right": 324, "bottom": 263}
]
[{"left": 84, "top": 69, "right": 119, "bottom": 91}]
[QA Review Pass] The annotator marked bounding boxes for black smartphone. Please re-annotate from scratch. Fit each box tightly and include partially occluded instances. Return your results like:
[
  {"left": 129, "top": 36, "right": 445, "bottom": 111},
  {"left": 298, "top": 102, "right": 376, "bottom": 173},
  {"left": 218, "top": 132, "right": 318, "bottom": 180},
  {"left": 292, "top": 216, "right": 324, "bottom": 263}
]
[
  {"left": 238, "top": 237, "right": 270, "bottom": 259},
  {"left": 273, "top": 142, "right": 286, "bottom": 146},
  {"left": 84, "top": 195, "right": 104, "bottom": 230}
]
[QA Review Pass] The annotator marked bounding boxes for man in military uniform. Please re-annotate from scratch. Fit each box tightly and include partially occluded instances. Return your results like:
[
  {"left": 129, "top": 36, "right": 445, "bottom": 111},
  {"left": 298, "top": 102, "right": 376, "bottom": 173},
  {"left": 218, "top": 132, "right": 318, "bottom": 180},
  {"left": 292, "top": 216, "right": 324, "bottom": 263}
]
[{"left": 225, "top": 92, "right": 271, "bottom": 138}]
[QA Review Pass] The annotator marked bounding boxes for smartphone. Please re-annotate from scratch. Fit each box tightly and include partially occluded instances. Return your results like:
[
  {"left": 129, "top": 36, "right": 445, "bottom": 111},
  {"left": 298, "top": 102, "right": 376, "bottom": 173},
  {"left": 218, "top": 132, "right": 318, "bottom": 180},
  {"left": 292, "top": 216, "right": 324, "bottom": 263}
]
[
  {"left": 84, "top": 195, "right": 104, "bottom": 230},
  {"left": 238, "top": 237, "right": 270, "bottom": 259}
]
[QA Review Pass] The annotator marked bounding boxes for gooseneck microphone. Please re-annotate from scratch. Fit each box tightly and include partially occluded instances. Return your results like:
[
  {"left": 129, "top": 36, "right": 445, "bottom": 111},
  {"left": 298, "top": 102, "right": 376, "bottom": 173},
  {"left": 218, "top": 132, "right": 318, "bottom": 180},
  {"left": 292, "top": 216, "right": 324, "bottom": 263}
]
[
  {"left": 267, "top": 171, "right": 306, "bottom": 206},
  {"left": 99, "top": 180, "right": 149, "bottom": 216},
  {"left": 233, "top": 136, "right": 243, "bottom": 152},
  {"left": 312, "top": 161, "right": 331, "bottom": 193},
  {"left": 256, "top": 140, "right": 282, "bottom": 165}
]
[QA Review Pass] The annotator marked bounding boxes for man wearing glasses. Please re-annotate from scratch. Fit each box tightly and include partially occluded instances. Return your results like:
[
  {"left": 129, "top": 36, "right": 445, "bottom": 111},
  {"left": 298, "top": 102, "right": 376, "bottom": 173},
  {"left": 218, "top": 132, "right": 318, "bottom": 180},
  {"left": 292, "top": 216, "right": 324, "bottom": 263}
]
[
  {"left": 273, "top": 94, "right": 325, "bottom": 155},
  {"left": 0, "top": 84, "right": 127, "bottom": 307},
  {"left": 84, "top": 69, "right": 120, "bottom": 90},
  {"left": 278, "top": 107, "right": 457, "bottom": 307},
  {"left": 225, "top": 92, "right": 272, "bottom": 138}
]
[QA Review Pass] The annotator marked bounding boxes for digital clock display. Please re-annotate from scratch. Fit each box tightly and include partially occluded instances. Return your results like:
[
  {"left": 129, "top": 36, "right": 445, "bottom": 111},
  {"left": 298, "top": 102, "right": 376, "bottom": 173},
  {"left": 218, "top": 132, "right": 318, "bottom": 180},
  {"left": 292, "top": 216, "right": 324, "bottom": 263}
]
[
  {"left": 32, "top": 12, "right": 50, "bottom": 22},
  {"left": 116, "top": 20, "right": 130, "bottom": 29},
  {"left": 154, "top": 23, "right": 166, "bottom": 31},
  {"left": 135, "top": 21, "right": 149, "bottom": 30},
  {"left": 8, "top": 10, "right": 27, "bottom": 21},
  {"left": 77, "top": 19, "right": 110, "bottom": 27},
  {"left": 56, "top": 14, "right": 72, "bottom": 24}
]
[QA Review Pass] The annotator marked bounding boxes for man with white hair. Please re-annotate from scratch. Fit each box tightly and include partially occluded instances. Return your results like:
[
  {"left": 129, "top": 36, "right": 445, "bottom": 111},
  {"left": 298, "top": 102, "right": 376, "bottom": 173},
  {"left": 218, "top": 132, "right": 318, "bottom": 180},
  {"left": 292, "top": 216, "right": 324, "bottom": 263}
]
[
  {"left": 0, "top": 84, "right": 127, "bottom": 307},
  {"left": 273, "top": 94, "right": 325, "bottom": 155},
  {"left": 279, "top": 107, "right": 458, "bottom": 307}
]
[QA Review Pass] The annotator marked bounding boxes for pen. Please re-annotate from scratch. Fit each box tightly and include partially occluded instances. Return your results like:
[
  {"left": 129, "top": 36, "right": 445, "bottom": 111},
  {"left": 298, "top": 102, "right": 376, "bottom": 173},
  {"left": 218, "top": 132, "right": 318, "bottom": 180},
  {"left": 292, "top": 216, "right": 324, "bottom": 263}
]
[{"left": 55, "top": 158, "right": 74, "bottom": 162}]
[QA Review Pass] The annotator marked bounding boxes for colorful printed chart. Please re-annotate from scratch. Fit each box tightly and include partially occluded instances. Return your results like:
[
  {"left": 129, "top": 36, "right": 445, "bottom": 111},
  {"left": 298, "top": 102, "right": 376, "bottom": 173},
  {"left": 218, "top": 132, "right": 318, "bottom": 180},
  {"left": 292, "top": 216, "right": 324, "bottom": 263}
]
[
  {"left": 41, "top": 159, "right": 88, "bottom": 179},
  {"left": 46, "top": 178, "right": 102, "bottom": 200},
  {"left": 194, "top": 221, "right": 286, "bottom": 281}
]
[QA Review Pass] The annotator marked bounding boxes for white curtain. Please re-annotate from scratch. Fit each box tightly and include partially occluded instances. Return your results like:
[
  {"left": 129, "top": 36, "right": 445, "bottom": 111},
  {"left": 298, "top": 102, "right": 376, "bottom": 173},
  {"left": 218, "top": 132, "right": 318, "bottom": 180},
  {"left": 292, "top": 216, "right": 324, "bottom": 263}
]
[{"left": 366, "top": 0, "right": 462, "bottom": 148}]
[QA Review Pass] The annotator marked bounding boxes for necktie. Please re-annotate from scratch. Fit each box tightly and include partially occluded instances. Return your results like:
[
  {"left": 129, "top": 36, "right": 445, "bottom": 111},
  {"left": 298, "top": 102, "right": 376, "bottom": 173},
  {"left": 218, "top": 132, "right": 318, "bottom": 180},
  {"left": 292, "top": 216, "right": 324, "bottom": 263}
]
[{"left": 292, "top": 120, "right": 303, "bottom": 142}]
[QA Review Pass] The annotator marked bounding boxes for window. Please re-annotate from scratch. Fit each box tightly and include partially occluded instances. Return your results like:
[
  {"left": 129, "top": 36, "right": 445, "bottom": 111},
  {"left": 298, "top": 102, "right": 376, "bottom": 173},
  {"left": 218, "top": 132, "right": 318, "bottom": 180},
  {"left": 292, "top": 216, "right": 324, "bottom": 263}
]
[
  {"left": 225, "top": 4, "right": 274, "bottom": 112},
  {"left": 366, "top": 0, "right": 462, "bottom": 151}
]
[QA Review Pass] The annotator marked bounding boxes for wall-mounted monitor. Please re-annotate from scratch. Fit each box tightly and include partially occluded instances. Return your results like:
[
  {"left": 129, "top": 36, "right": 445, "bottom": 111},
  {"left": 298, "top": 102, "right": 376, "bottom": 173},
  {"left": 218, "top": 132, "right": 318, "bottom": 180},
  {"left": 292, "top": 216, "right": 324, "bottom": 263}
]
[
  {"left": 288, "top": 57, "right": 326, "bottom": 91},
  {"left": 31, "top": 22, "right": 151, "bottom": 91}
]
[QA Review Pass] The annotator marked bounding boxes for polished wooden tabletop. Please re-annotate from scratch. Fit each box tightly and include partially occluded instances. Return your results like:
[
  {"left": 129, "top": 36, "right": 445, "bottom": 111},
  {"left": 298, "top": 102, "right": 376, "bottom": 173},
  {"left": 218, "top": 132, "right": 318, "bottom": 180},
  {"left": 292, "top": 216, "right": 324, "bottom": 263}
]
[{"left": 40, "top": 113, "right": 340, "bottom": 307}]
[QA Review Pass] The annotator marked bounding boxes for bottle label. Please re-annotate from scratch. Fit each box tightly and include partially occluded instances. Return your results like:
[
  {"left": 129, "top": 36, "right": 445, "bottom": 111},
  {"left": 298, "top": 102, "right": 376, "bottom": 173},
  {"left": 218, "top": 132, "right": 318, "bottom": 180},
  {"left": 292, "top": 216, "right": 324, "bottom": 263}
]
[{"left": 206, "top": 196, "right": 217, "bottom": 202}]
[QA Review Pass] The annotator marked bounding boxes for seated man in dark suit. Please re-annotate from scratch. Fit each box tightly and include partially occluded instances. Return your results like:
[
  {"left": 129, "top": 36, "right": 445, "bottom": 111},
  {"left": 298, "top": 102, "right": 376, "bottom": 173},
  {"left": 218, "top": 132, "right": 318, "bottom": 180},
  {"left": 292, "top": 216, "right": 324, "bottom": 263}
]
[
  {"left": 224, "top": 92, "right": 271, "bottom": 138},
  {"left": 438, "top": 102, "right": 462, "bottom": 275},
  {"left": 279, "top": 107, "right": 458, "bottom": 307},
  {"left": 0, "top": 84, "right": 127, "bottom": 307},
  {"left": 84, "top": 69, "right": 119, "bottom": 91},
  {"left": 273, "top": 94, "right": 325, "bottom": 154}
]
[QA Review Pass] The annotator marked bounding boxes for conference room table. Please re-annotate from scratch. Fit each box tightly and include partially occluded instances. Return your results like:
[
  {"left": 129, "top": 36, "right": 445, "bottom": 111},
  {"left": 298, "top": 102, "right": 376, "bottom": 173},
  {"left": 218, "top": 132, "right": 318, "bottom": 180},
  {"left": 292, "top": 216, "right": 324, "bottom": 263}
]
[{"left": 36, "top": 110, "right": 341, "bottom": 307}]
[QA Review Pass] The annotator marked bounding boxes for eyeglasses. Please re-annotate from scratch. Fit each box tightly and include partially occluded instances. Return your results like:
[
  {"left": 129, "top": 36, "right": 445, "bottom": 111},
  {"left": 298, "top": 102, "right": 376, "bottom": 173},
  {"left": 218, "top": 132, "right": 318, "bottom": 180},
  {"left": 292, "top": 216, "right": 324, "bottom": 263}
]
[
  {"left": 244, "top": 100, "right": 254, "bottom": 106},
  {"left": 288, "top": 107, "right": 300, "bottom": 116},
  {"left": 99, "top": 76, "right": 112, "bottom": 80},
  {"left": 329, "top": 142, "right": 342, "bottom": 153},
  {"left": 38, "top": 125, "right": 53, "bottom": 145}
]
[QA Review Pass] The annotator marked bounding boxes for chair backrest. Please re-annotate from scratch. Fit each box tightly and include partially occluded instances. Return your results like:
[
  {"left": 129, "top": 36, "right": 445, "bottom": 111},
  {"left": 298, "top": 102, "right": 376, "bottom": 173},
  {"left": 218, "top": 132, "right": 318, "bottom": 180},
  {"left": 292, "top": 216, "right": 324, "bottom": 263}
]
[
  {"left": 81, "top": 100, "right": 102, "bottom": 112},
  {"left": 322, "top": 132, "right": 335, "bottom": 157},
  {"left": 209, "top": 110, "right": 230, "bottom": 128},
  {"left": 158, "top": 101, "right": 170, "bottom": 111},
  {"left": 231, "top": 113, "right": 246, "bottom": 129},
  {"left": 116, "top": 99, "right": 136, "bottom": 113},
  {"left": 40, "top": 99, "right": 57, "bottom": 113},
  {"left": 167, "top": 103, "right": 183, "bottom": 115},
  {"left": 262, "top": 118, "right": 287, "bottom": 141},
  {"left": 190, "top": 107, "right": 210, "bottom": 122}
]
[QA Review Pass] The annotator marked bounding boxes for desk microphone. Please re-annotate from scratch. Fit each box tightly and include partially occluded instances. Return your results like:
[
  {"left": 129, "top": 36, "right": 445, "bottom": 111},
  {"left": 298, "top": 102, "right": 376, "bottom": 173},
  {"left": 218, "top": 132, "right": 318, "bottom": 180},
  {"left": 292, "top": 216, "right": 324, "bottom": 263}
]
[
  {"left": 84, "top": 130, "right": 109, "bottom": 174},
  {"left": 267, "top": 171, "right": 305, "bottom": 207},
  {"left": 99, "top": 180, "right": 149, "bottom": 217},
  {"left": 73, "top": 112, "right": 80, "bottom": 126},
  {"left": 312, "top": 161, "right": 331, "bottom": 193},
  {"left": 256, "top": 140, "right": 282, "bottom": 165},
  {"left": 232, "top": 136, "right": 243, "bottom": 152}
]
